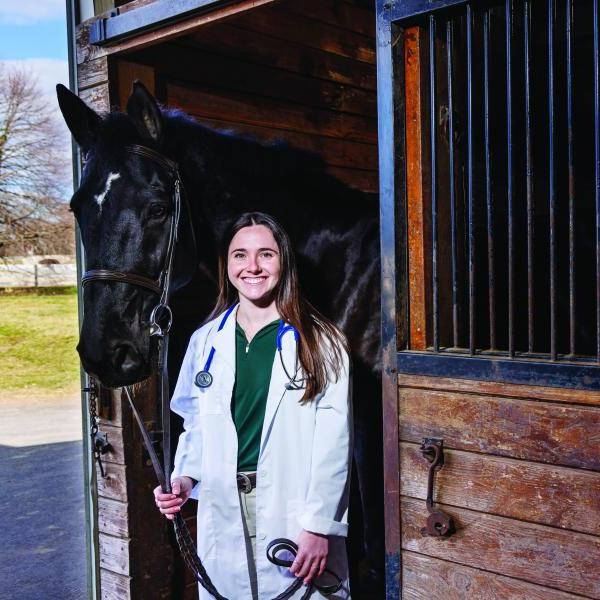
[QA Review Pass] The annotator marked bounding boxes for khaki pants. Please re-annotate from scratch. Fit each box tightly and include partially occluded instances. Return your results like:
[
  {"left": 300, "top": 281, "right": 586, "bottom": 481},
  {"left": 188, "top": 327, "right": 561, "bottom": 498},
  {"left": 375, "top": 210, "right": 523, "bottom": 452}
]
[{"left": 239, "top": 480, "right": 259, "bottom": 599}]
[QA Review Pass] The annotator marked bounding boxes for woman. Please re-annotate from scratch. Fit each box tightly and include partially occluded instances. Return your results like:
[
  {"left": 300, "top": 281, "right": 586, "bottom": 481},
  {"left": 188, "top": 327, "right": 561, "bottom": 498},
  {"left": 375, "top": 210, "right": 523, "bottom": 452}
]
[{"left": 154, "top": 212, "right": 352, "bottom": 599}]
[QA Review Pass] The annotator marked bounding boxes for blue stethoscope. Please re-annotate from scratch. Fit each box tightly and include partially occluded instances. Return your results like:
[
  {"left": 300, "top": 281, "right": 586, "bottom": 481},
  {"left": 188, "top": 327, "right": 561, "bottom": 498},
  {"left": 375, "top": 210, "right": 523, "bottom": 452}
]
[{"left": 194, "top": 304, "right": 306, "bottom": 391}]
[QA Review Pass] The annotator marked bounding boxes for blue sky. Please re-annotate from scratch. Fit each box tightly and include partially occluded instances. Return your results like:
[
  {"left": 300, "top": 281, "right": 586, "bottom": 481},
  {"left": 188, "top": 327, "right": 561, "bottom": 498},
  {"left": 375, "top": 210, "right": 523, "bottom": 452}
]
[
  {"left": 0, "top": 0, "right": 72, "bottom": 193},
  {"left": 0, "top": 19, "right": 67, "bottom": 61},
  {"left": 0, "top": 1, "right": 69, "bottom": 96}
]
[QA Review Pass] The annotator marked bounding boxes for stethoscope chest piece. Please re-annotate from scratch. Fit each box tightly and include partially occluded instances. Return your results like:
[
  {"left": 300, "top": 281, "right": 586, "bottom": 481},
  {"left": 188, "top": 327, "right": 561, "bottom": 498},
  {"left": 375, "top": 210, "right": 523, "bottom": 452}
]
[{"left": 194, "top": 370, "right": 213, "bottom": 388}]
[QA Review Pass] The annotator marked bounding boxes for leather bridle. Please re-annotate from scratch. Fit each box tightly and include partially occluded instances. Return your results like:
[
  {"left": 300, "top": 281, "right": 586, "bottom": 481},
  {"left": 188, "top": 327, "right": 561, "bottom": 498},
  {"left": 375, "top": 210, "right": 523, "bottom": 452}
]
[
  {"left": 81, "top": 144, "right": 185, "bottom": 336},
  {"left": 82, "top": 144, "right": 340, "bottom": 599}
]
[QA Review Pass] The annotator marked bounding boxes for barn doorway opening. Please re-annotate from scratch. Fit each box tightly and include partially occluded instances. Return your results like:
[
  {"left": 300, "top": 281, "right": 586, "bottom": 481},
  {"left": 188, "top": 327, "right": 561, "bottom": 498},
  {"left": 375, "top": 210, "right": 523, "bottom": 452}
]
[{"left": 89, "top": 0, "right": 381, "bottom": 597}]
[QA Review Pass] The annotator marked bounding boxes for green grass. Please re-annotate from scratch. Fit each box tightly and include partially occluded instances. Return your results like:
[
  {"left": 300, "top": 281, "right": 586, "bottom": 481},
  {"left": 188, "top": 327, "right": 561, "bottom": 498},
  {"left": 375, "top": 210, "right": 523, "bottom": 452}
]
[{"left": 0, "top": 288, "right": 80, "bottom": 393}]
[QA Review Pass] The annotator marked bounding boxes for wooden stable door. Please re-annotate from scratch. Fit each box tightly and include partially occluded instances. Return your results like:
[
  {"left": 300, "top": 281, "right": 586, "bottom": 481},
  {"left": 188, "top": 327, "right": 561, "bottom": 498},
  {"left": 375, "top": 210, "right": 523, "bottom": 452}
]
[{"left": 376, "top": 0, "right": 600, "bottom": 598}]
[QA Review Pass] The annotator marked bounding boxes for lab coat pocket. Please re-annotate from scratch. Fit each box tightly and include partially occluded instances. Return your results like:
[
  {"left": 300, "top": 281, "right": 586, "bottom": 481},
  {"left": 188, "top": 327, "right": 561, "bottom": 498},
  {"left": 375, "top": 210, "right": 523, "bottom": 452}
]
[{"left": 196, "top": 487, "right": 218, "bottom": 560}]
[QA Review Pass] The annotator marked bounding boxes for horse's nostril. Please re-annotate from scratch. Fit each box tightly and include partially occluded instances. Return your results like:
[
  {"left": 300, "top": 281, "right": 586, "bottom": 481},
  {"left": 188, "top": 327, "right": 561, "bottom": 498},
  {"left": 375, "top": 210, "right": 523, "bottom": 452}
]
[{"left": 112, "top": 343, "right": 141, "bottom": 372}]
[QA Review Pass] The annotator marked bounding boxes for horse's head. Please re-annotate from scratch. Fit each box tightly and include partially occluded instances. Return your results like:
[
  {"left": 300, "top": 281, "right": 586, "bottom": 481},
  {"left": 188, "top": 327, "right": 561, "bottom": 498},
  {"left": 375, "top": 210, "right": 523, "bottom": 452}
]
[{"left": 57, "top": 82, "right": 197, "bottom": 388}]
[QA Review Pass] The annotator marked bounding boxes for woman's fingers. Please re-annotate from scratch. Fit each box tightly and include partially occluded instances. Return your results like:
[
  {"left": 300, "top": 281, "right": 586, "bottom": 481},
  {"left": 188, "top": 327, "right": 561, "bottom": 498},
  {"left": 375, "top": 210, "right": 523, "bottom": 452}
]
[
  {"left": 303, "top": 559, "right": 322, "bottom": 585},
  {"left": 157, "top": 497, "right": 183, "bottom": 510},
  {"left": 317, "top": 556, "right": 326, "bottom": 578},
  {"left": 294, "top": 554, "right": 322, "bottom": 582}
]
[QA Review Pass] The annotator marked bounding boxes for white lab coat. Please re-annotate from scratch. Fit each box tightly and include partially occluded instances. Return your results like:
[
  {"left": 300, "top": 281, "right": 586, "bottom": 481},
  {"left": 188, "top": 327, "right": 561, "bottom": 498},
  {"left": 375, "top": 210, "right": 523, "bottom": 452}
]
[{"left": 170, "top": 305, "right": 353, "bottom": 599}]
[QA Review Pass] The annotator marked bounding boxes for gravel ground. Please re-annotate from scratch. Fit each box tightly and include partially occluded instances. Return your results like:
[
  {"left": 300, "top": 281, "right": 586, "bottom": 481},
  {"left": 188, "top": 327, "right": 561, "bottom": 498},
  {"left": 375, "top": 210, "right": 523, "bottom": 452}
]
[{"left": 0, "top": 393, "right": 87, "bottom": 600}]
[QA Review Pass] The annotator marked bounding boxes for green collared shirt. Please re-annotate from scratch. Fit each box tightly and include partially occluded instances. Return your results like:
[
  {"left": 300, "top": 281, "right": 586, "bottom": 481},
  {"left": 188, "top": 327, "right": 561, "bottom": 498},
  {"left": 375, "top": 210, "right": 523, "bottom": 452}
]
[{"left": 232, "top": 319, "right": 280, "bottom": 472}]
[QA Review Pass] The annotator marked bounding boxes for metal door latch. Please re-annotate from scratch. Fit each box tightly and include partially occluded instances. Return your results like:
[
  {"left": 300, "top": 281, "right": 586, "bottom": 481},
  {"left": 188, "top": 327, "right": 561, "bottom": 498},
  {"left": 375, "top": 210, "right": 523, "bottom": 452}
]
[
  {"left": 92, "top": 429, "right": 111, "bottom": 478},
  {"left": 420, "top": 437, "right": 456, "bottom": 538}
]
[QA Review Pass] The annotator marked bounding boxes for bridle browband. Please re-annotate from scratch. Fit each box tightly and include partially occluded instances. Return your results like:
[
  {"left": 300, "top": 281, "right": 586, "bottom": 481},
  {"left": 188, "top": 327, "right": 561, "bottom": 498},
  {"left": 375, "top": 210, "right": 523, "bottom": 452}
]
[{"left": 82, "top": 144, "right": 339, "bottom": 600}]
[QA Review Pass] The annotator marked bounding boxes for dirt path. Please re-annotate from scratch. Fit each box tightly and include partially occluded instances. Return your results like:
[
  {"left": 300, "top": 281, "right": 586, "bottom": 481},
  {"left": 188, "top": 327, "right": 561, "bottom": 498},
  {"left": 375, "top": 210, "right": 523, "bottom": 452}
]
[{"left": 0, "top": 389, "right": 82, "bottom": 447}]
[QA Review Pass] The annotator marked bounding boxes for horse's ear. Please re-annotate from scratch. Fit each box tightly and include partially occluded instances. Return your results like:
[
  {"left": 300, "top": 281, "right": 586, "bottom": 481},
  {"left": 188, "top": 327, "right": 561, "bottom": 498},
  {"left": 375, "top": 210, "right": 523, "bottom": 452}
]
[
  {"left": 126, "top": 80, "right": 163, "bottom": 145},
  {"left": 56, "top": 84, "right": 101, "bottom": 152}
]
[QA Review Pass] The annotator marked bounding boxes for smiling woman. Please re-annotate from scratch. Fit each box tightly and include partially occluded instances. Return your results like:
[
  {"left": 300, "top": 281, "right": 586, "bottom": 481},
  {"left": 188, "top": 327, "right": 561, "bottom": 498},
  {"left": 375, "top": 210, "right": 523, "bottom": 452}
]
[{"left": 154, "top": 211, "right": 353, "bottom": 599}]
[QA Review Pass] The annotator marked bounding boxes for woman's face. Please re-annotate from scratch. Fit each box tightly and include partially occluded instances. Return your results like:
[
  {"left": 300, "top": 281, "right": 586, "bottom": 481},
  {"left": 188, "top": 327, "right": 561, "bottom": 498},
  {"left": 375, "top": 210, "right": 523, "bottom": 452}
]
[{"left": 227, "top": 224, "right": 281, "bottom": 305}]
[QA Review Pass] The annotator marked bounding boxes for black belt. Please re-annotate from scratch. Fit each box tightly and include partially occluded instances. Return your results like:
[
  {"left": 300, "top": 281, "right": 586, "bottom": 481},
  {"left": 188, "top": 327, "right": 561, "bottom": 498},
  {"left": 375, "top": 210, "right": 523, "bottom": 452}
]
[{"left": 237, "top": 472, "right": 257, "bottom": 493}]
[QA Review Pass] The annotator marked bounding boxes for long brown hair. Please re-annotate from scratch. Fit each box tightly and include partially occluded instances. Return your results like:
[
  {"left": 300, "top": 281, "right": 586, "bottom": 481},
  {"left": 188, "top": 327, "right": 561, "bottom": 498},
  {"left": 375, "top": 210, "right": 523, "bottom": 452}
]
[{"left": 208, "top": 212, "right": 348, "bottom": 401}]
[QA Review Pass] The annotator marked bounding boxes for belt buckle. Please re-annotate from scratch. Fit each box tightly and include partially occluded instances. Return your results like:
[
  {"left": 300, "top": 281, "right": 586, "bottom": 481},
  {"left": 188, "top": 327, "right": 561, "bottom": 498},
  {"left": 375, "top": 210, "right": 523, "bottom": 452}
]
[{"left": 237, "top": 472, "right": 252, "bottom": 494}]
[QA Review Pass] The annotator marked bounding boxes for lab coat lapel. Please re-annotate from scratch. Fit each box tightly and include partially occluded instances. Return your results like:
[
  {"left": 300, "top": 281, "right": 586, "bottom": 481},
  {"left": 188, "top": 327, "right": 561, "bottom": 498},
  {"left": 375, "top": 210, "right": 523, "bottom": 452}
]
[
  {"left": 211, "top": 305, "right": 238, "bottom": 373},
  {"left": 258, "top": 323, "right": 297, "bottom": 458}
]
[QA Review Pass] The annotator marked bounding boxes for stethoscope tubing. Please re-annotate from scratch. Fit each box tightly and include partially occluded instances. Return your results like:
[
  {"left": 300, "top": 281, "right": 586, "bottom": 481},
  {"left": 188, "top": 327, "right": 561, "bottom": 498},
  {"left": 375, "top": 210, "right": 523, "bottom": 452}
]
[{"left": 194, "top": 304, "right": 305, "bottom": 390}]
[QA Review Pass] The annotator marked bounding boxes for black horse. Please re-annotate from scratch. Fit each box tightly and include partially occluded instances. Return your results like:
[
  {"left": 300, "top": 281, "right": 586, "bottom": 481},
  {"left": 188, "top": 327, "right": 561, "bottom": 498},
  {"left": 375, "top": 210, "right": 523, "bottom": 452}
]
[{"left": 57, "top": 81, "right": 383, "bottom": 596}]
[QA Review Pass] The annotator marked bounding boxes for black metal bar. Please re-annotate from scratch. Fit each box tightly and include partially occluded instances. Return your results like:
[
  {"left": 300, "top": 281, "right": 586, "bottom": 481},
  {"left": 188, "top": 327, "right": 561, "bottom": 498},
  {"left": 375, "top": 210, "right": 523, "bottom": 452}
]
[
  {"left": 430, "top": 15, "right": 440, "bottom": 352},
  {"left": 484, "top": 9, "right": 496, "bottom": 351},
  {"left": 447, "top": 19, "right": 459, "bottom": 348},
  {"left": 506, "top": 0, "right": 515, "bottom": 357},
  {"left": 595, "top": 0, "right": 600, "bottom": 362},
  {"left": 524, "top": 1, "right": 535, "bottom": 354},
  {"left": 566, "top": 0, "right": 575, "bottom": 356},
  {"left": 593, "top": 0, "right": 600, "bottom": 362},
  {"left": 397, "top": 351, "right": 600, "bottom": 391},
  {"left": 548, "top": 0, "right": 558, "bottom": 360},
  {"left": 89, "top": 0, "right": 229, "bottom": 45},
  {"left": 467, "top": 4, "right": 475, "bottom": 355}
]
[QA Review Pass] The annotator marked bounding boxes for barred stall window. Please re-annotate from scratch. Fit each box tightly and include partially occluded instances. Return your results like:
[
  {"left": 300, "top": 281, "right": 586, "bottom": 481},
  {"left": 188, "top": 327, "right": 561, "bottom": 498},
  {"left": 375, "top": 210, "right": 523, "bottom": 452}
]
[{"left": 399, "top": 0, "right": 600, "bottom": 365}]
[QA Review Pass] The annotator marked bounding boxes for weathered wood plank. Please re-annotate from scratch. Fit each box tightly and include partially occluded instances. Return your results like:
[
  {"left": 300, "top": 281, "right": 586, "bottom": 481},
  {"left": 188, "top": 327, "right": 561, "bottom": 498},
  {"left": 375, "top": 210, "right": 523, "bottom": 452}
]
[
  {"left": 400, "top": 442, "right": 600, "bottom": 535},
  {"left": 399, "top": 387, "right": 600, "bottom": 469},
  {"left": 192, "top": 117, "right": 378, "bottom": 171},
  {"left": 98, "top": 496, "right": 130, "bottom": 537},
  {"left": 183, "top": 582, "right": 199, "bottom": 600},
  {"left": 98, "top": 387, "right": 123, "bottom": 426},
  {"left": 117, "top": 0, "right": 157, "bottom": 14},
  {"left": 185, "top": 24, "right": 377, "bottom": 91},
  {"left": 100, "top": 568, "right": 132, "bottom": 600},
  {"left": 326, "top": 166, "right": 377, "bottom": 192},
  {"left": 79, "top": 84, "right": 110, "bottom": 113},
  {"left": 168, "top": 84, "right": 377, "bottom": 144},
  {"left": 401, "top": 497, "right": 600, "bottom": 597},
  {"left": 131, "top": 40, "right": 377, "bottom": 117},
  {"left": 97, "top": 461, "right": 128, "bottom": 502},
  {"left": 282, "top": 0, "right": 375, "bottom": 37},
  {"left": 398, "top": 373, "right": 600, "bottom": 407},
  {"left": 98, "top": 424, "right": 125, "bottom": 464},
  {"left": 78, "top": 56, "right": 109, "bottom": 90},
  {"left": 115, "top": 60, "right": 155, "bottom": 109},
  {"left": 100, "top": 532, "right": 130, "bottom": 577},
  {"left": 404, "top": 26, "right": 431, "bottom": 350},
  {"left": 402, "top": 552, "right": 583, "bottom": 600},
  {"left": 234, "top": 5, "right": 376, "bottom": 64}
]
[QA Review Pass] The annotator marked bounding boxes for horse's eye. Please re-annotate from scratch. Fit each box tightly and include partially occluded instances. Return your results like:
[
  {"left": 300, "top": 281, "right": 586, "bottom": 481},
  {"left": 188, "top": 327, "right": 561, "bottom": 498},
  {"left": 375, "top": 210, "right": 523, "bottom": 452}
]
[{"left": 149, "top": 203, "right": 168, "bottom": 218}]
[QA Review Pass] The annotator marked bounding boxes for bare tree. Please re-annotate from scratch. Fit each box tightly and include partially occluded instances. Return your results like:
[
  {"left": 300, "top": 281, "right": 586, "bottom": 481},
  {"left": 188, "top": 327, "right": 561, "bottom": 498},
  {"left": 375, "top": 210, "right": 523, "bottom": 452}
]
[{"left": 0, "top": 65, "right": 73, "bottom": 257}]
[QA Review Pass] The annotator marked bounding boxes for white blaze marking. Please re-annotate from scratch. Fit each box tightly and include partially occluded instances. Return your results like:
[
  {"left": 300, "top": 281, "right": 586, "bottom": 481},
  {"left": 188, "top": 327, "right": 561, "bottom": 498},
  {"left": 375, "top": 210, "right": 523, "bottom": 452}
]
[{"left": 94, "top": 172, "right": 121, "bottom": 209}]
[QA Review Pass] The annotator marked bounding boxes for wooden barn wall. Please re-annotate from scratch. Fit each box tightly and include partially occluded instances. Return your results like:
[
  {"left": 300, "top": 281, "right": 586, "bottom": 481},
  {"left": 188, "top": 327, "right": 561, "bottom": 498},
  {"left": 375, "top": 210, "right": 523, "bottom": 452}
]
[
  {"left": 397, "top": 26, "right": 600, "bottom": 600},
  {"left": 120, "top": 0, "right": 379, "bottom": 193}
]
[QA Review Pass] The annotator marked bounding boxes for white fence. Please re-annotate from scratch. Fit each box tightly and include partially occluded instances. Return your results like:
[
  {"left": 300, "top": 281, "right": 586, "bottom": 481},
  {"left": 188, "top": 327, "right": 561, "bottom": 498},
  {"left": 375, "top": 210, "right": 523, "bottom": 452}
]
[{"left": 0, "top": 263, "right": 77, "bottom": 287}]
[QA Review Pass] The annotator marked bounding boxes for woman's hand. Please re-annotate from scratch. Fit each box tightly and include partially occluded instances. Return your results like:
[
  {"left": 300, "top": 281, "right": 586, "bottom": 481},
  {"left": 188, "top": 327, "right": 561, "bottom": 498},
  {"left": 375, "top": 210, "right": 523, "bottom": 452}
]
[
  {"left": 153, "top": 476, "right": 194, "bottom": 521},
  {"left": 289, "top": 529, "right": 329, "bottom": 585}
]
